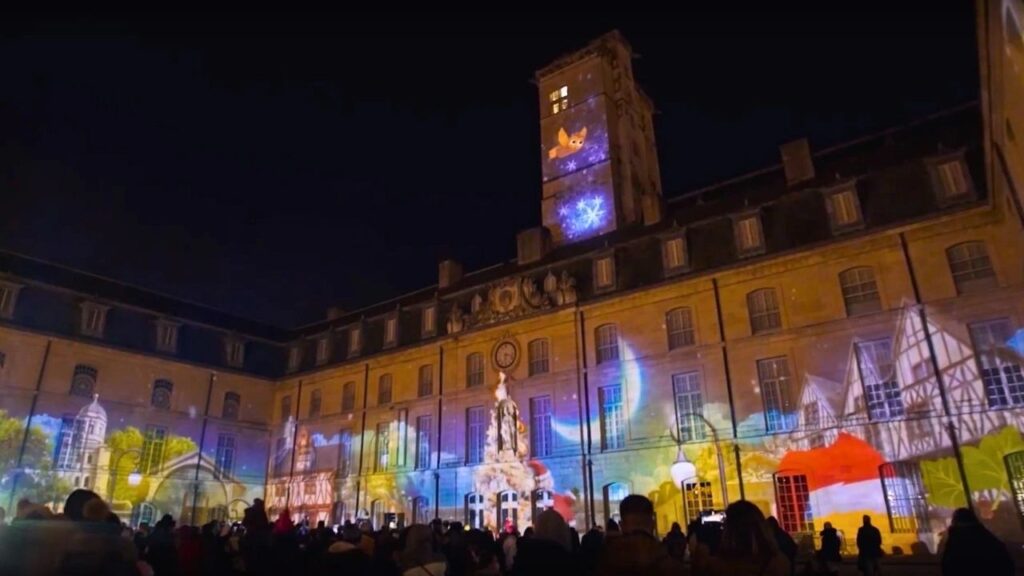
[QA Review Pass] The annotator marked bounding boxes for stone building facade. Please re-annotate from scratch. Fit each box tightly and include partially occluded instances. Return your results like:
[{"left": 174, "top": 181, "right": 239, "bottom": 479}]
[{"left": 2, "top": 9, "right": 1024, "bottom": 553}]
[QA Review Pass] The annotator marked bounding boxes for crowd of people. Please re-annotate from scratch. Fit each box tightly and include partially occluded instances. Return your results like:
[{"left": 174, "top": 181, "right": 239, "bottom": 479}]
[{"left": 0, "top": 488, "right": 1015, "bottom": 576}]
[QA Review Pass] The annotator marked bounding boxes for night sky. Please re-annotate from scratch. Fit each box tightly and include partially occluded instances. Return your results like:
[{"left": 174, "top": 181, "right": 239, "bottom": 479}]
[{"left": 0, "top": 6, "right": 979, "bottom": 328}]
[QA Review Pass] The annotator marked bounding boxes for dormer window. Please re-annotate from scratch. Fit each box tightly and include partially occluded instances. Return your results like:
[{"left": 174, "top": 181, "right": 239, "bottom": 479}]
[
  {"left": 549, "top": 85, "right": 569, "bottom": 115},
  {"left": 348, "top": 325, "right": 362, "bottom": 357},
  {"left": 315, "top": 335, "right": 331, "bottom": 366},
  {"left": 287, "top": 345, "right": 302, "bottom": 373},
  {"left": 155, "top": 320, "right": 180, "bottom": 354},
  {"left": 225, "top": 338, "right": 245, "bottom": 368},
  {"left": 733, "top": 213, "right": 765, "bottom": 257},
  {"left": 931, "top": 156, "right": 974, "bottom": 204},
  {"left": 0, "top": 281, "right": 22, "bottom": 319},
  {"left": 594, "top": 255, "right": 616, "bottom": 291},
  {"left": 421, "top": 306, "right": 437, "bottom": 338},
  {"left": 661, "top": 233, "right": 688, "bottom": 275},
  {"left": 824, "top": 183, "right": 863, "bottom": 233},
  {"left": 80, "top": 302, "right": 109, "bottom": 338},
  {"left": 384, "top": 315, "right": 398, "bottom": 348}
]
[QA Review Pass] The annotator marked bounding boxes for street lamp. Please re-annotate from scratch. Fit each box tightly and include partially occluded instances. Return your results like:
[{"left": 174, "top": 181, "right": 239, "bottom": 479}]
[
  {"left": 672, "top": 412, "right": 731, "bottom": 518},
  {"left": 109, "top": 448, "right": 143, "bottom": 501},
  {"left": 670, "top": 445, "right": 697, "bottom": 523},
  {"left": 128, "top": 470, "right": 142, "bottom": 487}
]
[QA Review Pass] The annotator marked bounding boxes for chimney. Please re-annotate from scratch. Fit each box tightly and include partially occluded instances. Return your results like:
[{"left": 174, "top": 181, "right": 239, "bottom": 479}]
[
  {"left": 326, "top": 306, "right": 345, "bottom": 321},
  {"left": 779, "top": 138, "right": 815, "bottom": 186},
  {"left": 438, "top": 259, "right": 463, "bottom": 289},
  {"left": 517, "top": 227, "right": 552, "bottom": 265}
]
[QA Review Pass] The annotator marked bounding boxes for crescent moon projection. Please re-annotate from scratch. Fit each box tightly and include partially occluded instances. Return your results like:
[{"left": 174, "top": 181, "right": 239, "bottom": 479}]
[{"left": 552, "top": 341, "right": 644, "bottom": 443}]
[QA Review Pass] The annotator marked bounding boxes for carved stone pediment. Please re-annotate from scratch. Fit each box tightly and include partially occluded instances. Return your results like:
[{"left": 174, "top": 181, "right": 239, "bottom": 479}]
[{"left": 461, "top": 271, "right": 578, "bottom": 328}]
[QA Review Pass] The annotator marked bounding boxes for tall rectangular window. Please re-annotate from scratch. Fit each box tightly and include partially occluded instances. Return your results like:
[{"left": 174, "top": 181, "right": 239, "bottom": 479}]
[
  {"left": 970, "top": 318, "right": 1024, "bottom": 407},
  {"left": 774, "top": 473, "right": 813, "bottom": 533},
  {"left": 666, "top": 308, "right": 695, "bottom": 350},
  {"left": 530, "top": 396, "right": 553, "bottom": 457},
  {"left": 662, "top": 235, "right": 687, "bottom": 272},
  {"left": 416, "top": 416, "right": 432, "bottom": 470},
  {"left": 684, "top": 481, "right": 714, "bottom": 523},
  {"left": 934, "top": 159, "right": 972, "bottom": 201},
  {"left": 880, "top": 461, "right": 929, "bottom": 534},
  {"left": 222, "top": 392, "right": 240, "bottom": 420},
  {"left": 594, "top": 256, "right": 616, "bottom": 290},
  {"left": 308, "top": 389, "right": 322, "bottom": 419},
  {"left": 600, "top": 385, "right": 625, "bottom": 450},
  {"left": 758, "top": 357, "right": 795, "bottom": 432},
  {"left": 747, "top": 289, "right": 781, "bottom": 334},
  {"left": 839, "top": 267, "right": 881, "bottom": 316},
  {"left": 140, "top": 426, "right": 167, "bottom": 475},
  {"left": 376, "top": 422, "right": 390, "bottom": 472},
  {"left": 856, "top": 339, "right": 904, "bottom": 420},
  {"left": 215, "top": 434, "right": 236, "bottom": 477},
  {"left": 673, "top": 372, "right": 705, "bottom": 442},
  {"left": 595, "top": 324, "right": 619, "bottom": 364},
  {"left": 467, "top": 406, "right": 485, "bottom": 464},
  {"left": 467, "top": 353, "right": 484, "bottom": 388},
  {"left": 338, "top": 429, "right": 352, "bottom": 477},
  {"left": 378, "top": 374, "right": 393, "bottom": 406},
  {"left": 734, "top": 214, "right": 764, "bottom": 255},
  {"left": 54, "top": 416, "right": 77, "bottom": 469},
  {"left": 528, "top": 339, "right": 550, "bottom": 376},
  {"left": 280, "top": 395, "right": 292, "bottom": 422},
  {"left": 418, "top": 365, "right": 433, "bottom": 397},
  {"left": 342, "top": 382, "right": 356, "bottom": 412}
]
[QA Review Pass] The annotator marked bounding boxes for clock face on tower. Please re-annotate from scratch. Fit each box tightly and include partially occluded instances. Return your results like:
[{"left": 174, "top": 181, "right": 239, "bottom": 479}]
[{"left": 493, "top": 340, "right": 519, "bottom": 371}]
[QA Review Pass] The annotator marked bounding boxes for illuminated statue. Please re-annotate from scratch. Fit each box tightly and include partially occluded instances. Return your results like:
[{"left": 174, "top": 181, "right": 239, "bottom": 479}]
[{"left": 495, "top": 372, "right": 519, "bottom": 454}]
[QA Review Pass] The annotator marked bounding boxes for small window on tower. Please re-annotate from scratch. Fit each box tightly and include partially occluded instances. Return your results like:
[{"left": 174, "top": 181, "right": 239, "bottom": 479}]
[{"left": 549, "top": 86, "right": 569, "bottom": 115}]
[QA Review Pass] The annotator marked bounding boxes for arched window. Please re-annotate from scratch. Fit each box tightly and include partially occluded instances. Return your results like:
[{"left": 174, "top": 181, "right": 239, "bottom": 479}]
[
  {"left": 532, "top": 489, "right": 554, "bottom": 521},
  {"left": 603, "top": 482, "right": 630, "bottom": 525},
  {"left": 946, "top": 241, "right": 996, "bottom": 294},
  {"left": 465, "top": 493, "right": 485, "bottom": 530},
  {"left": 498, "top": 490, "right": 519, "bottom": 530},
  {"left": 595, "top": 324, "right": 619, "bottom": 364},
  {"left": 222, "top": 392, "right": 240, "bottom": 420},
  {"left": 839, "top": 267, "right": 881, "bottom": 316},
  {"left": 70, "top": 365, "right": 97, "bottom": 397},
  {"left": 151, "top": 379, "right": 173, "bottom": 410},
  {"left": 747, "top": 288, "right": 781, "bottom": 334},
  {"left": 665, "top": 308, "right": 695, "bottom": 350}
]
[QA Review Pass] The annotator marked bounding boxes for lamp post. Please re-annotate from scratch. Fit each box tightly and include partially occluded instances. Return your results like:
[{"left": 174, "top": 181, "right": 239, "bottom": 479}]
[
  {"left": 670, "top": 445, "right": 697, "bottom": 523},
  {"left": 674, "top": 412, "right": 731, "bottom": 513},
  {"left": 108, "top": 448, "right": 143, "bottom": 507}
]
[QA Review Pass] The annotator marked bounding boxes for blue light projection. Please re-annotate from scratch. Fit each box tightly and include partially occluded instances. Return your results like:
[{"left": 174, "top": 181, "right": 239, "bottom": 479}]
[
  {"left": 552, "top": 341, "right": 645, "bottom": 442},
  {"left": 558, "top": 194, "right": 609, "bottom": 239}
]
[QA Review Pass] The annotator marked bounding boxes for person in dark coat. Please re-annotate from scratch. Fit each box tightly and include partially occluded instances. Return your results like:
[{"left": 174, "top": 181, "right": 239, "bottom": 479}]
[
  {"left": 662, "top": 522, "right": 687, "bottom": 562},
  {"left": 817, "top": 522, "right": 841, "bottom": 562},
  {"left": 855, "top": 515, "right": 882, "bottom": 576},
  {"left": 147, "top": 514, "right": 180, "bottom": 576},
  {"left": 511, "top": 509, "right": 578, "bottom": 576},
  {"left": 767, "top": 516, "right": 797, "bottom": 574},
  {"left": 941, "top": 508, "right": 1013, "bottom": 576}
]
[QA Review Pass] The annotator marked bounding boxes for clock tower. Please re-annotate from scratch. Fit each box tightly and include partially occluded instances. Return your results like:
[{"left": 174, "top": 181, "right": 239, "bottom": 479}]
[{"left": 536, "top": 31, "right": 663, "bottom": 246}]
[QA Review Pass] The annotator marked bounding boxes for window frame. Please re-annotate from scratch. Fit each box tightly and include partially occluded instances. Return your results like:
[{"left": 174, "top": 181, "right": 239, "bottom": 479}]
[
  {"left": 80, "top": 302, "right": 110, "bottom": 338},
  {"left": 661, "top": 232, "right": 689, "bottom": 275},
  {"left": 839, "top": 267, "right": 882, "bottom": 316},
  {"left": 595, "top": 324, "right": 620, "bottom": 365},
  {"left": 666, "top": 307, "right": 696, "bottom": 350},
  {"left": 154, "top": 319, "right": 180, "bottom": 354},
  {"left": 528, "top": 338, "right": 551, "bottom": 376},
  {"left": 593, "top": 254, "right": 617, "bottom": 291},
  {"left": 747, "top": 288, "right": 782, "bottom": 334},
  {"left": 823, "top": 182, "right": 864, "bottom": 233},
  {"left": 946, "top": 241, "right": 997, "bottom": 295},
  {"left": 733, "top": 212, "right": 765, "bottom": 257},
  {"left": 0, "top": 281, "right": 22, "bottom": 319}
]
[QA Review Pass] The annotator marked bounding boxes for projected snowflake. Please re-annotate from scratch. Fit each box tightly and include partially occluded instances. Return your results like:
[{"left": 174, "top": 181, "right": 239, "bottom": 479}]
[{"left": 559, "top": 194, "right": 608, "bottom": 239}]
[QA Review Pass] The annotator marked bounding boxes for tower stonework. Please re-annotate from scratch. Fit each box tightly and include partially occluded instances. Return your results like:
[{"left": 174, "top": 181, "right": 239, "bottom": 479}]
[{"left": 536, "top": 30, "right": 662, "bottom": 245}]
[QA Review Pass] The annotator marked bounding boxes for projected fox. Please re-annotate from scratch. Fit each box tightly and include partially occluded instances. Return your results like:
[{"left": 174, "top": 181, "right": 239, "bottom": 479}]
[{"left": 548, "top": 127, "right": 587, "bottom": 159}]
